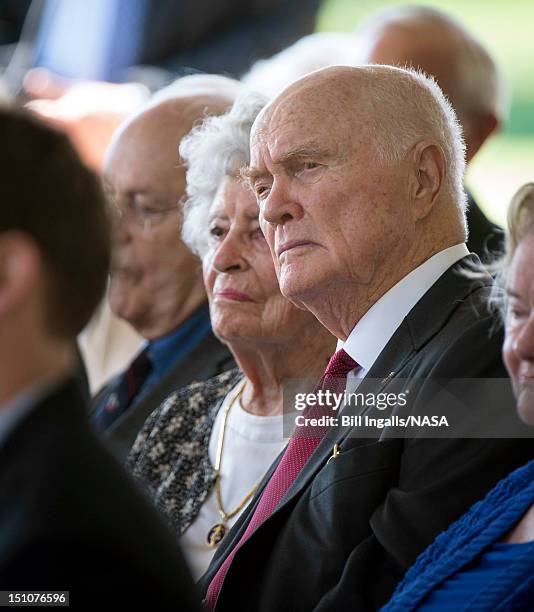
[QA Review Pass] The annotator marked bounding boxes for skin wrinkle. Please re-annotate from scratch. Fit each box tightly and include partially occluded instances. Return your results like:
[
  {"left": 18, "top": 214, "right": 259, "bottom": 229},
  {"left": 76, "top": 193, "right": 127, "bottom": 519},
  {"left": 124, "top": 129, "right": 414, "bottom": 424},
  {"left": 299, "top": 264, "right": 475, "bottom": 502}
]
[{"left": 250, "top": 66, "right": 465, "bottom": 340}]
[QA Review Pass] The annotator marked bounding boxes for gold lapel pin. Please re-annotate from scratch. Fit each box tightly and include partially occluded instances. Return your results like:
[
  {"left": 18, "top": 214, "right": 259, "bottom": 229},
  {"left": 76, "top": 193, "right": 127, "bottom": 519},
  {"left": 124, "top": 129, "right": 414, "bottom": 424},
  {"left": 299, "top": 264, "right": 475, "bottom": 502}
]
[
  {"left": 381, "top": 371, "right": 396, "bottom": 385},
  {"left": 327, "top": 443, "right": 341, "bottom": 464}
]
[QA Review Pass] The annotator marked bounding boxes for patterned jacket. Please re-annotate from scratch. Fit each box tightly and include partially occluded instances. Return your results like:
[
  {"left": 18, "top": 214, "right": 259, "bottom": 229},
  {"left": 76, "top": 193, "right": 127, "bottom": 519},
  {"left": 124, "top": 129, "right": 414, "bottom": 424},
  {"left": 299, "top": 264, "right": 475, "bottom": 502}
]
[{"left": 127, "top": 368, "right": 243, "bottom": 535}]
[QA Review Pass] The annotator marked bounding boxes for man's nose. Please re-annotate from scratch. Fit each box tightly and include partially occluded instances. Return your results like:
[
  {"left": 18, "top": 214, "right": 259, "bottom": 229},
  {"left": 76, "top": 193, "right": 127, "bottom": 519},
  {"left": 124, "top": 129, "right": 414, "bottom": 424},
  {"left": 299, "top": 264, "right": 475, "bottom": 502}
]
[{"left": 260, "top": 176, "right": 303, "bottom": 227}]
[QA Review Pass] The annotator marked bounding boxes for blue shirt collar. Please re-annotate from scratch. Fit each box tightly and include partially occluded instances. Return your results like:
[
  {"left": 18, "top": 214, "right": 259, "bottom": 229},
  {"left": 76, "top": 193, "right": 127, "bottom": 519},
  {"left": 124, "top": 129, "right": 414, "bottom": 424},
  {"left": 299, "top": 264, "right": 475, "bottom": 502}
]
[{"left": 146, "top": 302, "right": 212, "bottom": 379}]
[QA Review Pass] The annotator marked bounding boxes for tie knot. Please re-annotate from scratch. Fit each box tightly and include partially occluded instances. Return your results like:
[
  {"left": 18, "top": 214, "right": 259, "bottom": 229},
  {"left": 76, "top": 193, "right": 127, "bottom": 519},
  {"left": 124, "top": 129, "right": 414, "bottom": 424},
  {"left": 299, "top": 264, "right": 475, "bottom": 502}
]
[{"left": 323, "top": 348, "right": 359, "bottom": 381}]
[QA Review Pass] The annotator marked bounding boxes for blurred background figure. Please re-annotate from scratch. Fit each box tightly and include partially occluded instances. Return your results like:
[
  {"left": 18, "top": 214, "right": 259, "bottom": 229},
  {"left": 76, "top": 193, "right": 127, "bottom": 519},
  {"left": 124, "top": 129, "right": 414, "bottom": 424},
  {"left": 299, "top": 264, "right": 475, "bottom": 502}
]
[
  {"left": 128, "top": 92, "right": 335, "bottom": 579},
  {"left": 0, "top": 0, "right": 320, "bottom": 170},
  {"left": 0, "top": 107, "right": 199, "bottom": 609},
  {"left": 316, "top": 0, "right": 534, "bottom": 259},
  {"left": 90, "top": 76, "right": 242, "bottom": 462},
  {"left": 245, "top": 5, "right": 506, "bottom": 261},
  {"left": 383, "top": 183, "right": 534, "bottom": 610},
  {"left": 242, "top": 30, "right": 361, "bottom": 97},
  {"left": 356, "top": 5, "right": 505, "bottom": 259}
]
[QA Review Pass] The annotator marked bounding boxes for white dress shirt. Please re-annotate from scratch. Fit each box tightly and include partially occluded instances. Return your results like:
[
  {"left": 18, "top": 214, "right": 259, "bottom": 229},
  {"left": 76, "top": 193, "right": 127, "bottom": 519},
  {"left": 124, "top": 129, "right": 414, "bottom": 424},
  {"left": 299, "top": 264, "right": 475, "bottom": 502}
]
[{"left": 340, "top": 244, "right": 469, "bottom": 380}]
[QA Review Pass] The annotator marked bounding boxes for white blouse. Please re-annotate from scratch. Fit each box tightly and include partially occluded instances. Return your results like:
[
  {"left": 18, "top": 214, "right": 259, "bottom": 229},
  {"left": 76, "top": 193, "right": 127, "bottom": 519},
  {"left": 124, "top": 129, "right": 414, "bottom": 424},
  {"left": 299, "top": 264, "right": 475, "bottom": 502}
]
[{"left": 179, "top": 384, "right": 285, "bottom": 579}]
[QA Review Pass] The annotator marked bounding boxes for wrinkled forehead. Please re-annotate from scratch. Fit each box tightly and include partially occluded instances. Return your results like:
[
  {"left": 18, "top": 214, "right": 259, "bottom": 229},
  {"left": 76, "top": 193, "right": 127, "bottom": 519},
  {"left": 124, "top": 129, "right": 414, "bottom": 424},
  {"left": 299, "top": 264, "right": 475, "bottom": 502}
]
[
  {"left": 210, "top": 176, "right": 260, "bottom": 217},
  {"left": 105, "top": 113, "right": 188, "bottom": 194},
  {"left": 250, "top": 86, "right": 357, "bottom": 166}
]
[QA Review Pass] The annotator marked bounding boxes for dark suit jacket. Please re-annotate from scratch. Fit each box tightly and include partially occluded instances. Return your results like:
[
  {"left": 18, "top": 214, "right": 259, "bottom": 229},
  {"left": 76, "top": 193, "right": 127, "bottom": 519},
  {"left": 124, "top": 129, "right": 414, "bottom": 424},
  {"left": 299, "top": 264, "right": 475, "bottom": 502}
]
[
  {"left": 466, "top": 191, "right": 504, "bottom": 261},
  {"left": 0, "top": 377, "right": 200, "bottom": 610},
  {"left": 199, "top": 255, "right": 534, "bottom": 611},
  {"left": 92, "top": 330, "right": 235, "bottom": 463}
]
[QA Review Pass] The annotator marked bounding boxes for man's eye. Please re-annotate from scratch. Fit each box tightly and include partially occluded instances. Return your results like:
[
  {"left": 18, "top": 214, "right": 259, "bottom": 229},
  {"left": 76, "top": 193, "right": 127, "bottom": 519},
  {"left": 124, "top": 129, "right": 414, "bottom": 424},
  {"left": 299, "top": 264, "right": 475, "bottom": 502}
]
[
  {"left": 254, "top": 184, "right": 271, "bottom": 200},
  {"left": 294, "top": 161, "right": 323, "bottom": 180}
]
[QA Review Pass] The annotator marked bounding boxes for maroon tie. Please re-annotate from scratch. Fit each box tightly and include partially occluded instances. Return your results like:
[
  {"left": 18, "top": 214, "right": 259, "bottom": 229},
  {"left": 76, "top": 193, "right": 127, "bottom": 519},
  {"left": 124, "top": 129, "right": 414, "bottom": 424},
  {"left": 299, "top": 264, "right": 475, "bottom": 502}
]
[{"left": 205, "top": 348, "right": 359, "bottom": 610}]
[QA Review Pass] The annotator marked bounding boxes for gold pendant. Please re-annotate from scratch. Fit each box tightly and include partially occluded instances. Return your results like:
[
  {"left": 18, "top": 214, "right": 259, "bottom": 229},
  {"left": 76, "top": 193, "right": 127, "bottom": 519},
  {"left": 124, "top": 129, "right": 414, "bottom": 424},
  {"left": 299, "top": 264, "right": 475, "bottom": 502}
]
[{"left": 207, "top": 522, "right": 227, "bottom": 548}]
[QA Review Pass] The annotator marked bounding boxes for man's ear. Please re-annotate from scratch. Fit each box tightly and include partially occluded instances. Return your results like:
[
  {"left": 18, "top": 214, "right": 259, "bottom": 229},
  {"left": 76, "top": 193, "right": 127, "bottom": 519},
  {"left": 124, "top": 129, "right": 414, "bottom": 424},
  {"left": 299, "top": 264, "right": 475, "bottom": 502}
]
[
  {"left": 0, "top": 232, "right": 41, "bottom": 317},
  {"left": 410, "top": 140, "right": 446, "bottom": 221}
]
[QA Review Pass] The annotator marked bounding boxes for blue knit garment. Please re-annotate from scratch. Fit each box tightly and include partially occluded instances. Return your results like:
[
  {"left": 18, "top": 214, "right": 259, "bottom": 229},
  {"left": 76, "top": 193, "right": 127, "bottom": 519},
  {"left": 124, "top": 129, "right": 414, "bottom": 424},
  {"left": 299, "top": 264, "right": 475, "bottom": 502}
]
[{"left": 382, "top": 460, "right": 534, "bottom": 611}]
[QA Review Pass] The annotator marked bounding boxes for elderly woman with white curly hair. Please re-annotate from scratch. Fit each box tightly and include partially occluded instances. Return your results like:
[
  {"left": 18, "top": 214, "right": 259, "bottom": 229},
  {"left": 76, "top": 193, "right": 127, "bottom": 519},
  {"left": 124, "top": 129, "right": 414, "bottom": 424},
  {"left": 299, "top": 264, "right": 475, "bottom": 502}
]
[{"left": 126, "top": 92, "right": 335, "bottom": 578}]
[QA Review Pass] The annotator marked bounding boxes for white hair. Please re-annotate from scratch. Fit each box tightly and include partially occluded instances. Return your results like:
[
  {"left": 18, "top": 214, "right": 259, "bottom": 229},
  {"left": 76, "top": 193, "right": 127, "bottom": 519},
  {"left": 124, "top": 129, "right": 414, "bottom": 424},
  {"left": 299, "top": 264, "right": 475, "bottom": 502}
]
[
  {"left": 150, "top": 73, "right": 245, "bottom": 106},
  {"left": 357, "top": 5, "right": 508, "bottom": 125},
  {"left": 350, "top": 65, "right": 467, "bottom": 215},
  {"left": 179, "top": 92, "right": 268, "bottom": 257}
]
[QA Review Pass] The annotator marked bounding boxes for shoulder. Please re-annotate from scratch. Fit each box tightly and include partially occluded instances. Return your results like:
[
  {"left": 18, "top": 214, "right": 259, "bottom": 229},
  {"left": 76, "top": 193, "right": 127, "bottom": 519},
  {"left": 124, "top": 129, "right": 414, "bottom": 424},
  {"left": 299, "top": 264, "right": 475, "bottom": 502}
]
[
  {"left": 0, "top": 432, "right": 199, "bottom": 606},
  {"left": 390, "top": 460, "right": 534, "bottom": 604},
  {"left": 127, "top": 368, "right": 242, "bottom": 467},
  {"left": 146, "top": 367, "right": 242, "bottom": 432},
  {"left": 409, "top": 275, "right": 505, "bottom": 378}
]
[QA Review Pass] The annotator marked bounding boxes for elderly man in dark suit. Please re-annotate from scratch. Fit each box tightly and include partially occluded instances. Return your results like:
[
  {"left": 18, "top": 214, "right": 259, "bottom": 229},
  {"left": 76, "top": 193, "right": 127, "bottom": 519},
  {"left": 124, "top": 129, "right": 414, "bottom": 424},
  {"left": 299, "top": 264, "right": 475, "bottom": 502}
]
[
  {"left": 199, "top": 65, "right": 534, "bottom": 611},
  {"left": 357, "top": 5, "right": 504, "bottom": 260},
  {"left": 90, "top": 77, "right": 238, "bottom": 461},
  {"left": 0, "top": 107, "right": 199, "bottom": 609}
]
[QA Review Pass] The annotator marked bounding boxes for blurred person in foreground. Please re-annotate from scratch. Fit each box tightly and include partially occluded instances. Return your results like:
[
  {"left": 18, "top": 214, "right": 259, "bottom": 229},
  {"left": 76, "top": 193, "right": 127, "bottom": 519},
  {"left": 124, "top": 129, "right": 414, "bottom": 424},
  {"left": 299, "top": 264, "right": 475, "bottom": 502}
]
[
  {"left": 383, "top": 183, "right": 534, "bottom": 610},
  {"left": 200, "top": 65, "right": 533, "bottom": 611},
  {"left": 127, "top": 92, "right": 335, "bottom": 579},
  {"left": 90, "top": 76, "right": 240, "bottom": 461},
  {"left": 0, "top": 108, "right": 199, "bottom": 609},
  {"left": 245, "top": 6, "right": 505, "bottom": 261}
]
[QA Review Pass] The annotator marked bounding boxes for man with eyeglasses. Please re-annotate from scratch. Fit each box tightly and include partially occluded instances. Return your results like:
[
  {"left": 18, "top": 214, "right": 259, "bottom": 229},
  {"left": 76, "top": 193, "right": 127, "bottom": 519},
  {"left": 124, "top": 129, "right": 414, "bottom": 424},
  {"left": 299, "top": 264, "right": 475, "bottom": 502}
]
[{"left": 90, "top": 77, "right": 239, "bottom": 461}]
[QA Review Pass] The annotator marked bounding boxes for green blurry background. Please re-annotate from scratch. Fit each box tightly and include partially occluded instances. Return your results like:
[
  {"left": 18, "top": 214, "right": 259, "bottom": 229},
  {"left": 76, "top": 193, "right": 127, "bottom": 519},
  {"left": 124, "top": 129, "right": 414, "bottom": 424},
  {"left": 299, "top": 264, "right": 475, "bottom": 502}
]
[{"left": 316, "top": 0, "right": 534, "bottom": 226}]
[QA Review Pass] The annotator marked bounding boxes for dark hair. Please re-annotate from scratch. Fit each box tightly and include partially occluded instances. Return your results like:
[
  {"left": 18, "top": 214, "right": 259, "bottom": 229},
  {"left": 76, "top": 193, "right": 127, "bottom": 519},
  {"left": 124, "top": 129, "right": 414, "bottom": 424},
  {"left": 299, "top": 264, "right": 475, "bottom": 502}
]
[{"left": 0, "top": 108, "right": 111, "bottom": 338}]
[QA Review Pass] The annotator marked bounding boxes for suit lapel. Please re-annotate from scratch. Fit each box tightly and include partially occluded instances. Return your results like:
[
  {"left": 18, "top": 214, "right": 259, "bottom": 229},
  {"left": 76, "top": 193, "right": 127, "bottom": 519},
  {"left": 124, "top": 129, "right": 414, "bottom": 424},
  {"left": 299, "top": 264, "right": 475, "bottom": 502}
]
[
  {"left": 249, "top": 256, "right": 489, "bottom": 521},
  {"left": 273, "top": 319, "right": 418, "bottom": 515},
  {"left": 199, "top": 318, "right": 420, "bottom": 587},
  {"left": 203, "top": 256, "right": 490, "bottom": 587}
]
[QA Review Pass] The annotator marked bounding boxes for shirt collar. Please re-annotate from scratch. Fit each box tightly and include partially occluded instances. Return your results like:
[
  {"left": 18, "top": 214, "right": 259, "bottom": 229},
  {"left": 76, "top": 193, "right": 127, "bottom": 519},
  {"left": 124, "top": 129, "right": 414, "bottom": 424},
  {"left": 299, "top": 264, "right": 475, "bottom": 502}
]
[
  {"left": 146, "top": 302, "right": 212, "bottom": 377},
  {"left": 338, "top": 244, "right": 469, "bottom": 374}
]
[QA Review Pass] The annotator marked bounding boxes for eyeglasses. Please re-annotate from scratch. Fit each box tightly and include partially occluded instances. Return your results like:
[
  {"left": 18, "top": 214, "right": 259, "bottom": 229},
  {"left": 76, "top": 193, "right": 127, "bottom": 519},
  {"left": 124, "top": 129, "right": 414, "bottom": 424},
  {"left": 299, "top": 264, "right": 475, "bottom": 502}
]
[{"left": 107, "top": 197, "right": 180, "bottom": 234}]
